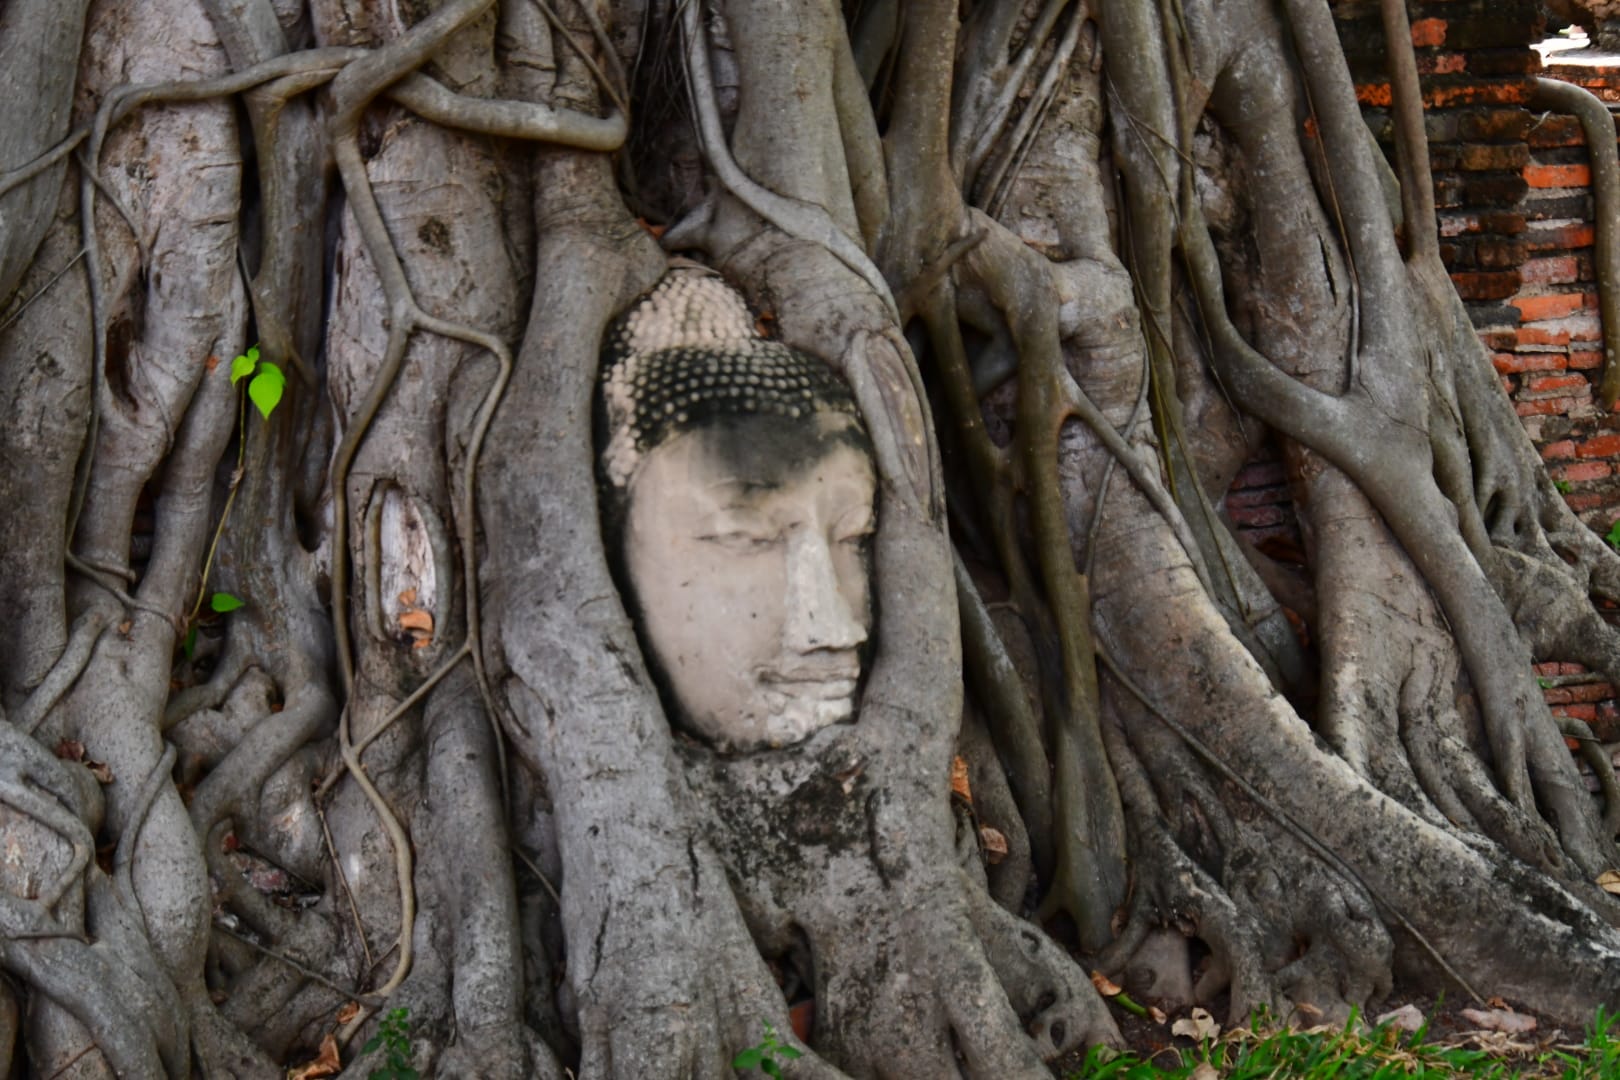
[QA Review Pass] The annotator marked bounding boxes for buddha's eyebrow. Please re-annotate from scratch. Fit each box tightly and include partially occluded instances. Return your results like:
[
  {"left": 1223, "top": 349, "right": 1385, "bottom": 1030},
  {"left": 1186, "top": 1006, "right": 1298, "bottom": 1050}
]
[{"left": 701, "top": 477, "right": 782, "bottom": 499}]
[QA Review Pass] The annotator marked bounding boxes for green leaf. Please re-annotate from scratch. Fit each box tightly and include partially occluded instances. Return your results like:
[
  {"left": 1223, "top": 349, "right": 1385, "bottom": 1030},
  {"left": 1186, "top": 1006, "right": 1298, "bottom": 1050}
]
[
  {"left": 777, "top": 1046, "right": 802, "bottom": 1061},
  {"left": 230, "top": 349, "right": 257, "bottom": 385},
  {"left": 361, "top": 1036, "right": 381, "bottom": 1054},
  {"left": 732, "top": 1047, "right": 764, "bottom": 1069},
  {"left": 1607, "top": 520, "right": 1620, "bottom": 550},
  {"left": 210, "top": 592, "right": 245, "bottom": 613},
  {"left": 762, "top": 1062, "right": 783, "bottom": 1080},
  {"left": 248, "top": 361, "right": 286, "bottom": 420},
  {"left": 181, "top": 626, "right": 198, "bottom": 659}
]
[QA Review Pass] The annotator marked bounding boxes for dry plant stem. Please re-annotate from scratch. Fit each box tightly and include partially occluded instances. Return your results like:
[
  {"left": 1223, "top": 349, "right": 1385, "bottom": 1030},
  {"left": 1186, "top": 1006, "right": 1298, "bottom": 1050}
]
[{"left": 1530, "top": 77, "right": 1620, "bottom": 407}]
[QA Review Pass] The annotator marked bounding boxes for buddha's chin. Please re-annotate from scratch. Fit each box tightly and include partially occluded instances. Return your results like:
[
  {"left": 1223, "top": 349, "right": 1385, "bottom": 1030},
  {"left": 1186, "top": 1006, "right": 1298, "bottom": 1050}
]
[{"left": 704, "top": 691, "right": 855, "bottom": 753}]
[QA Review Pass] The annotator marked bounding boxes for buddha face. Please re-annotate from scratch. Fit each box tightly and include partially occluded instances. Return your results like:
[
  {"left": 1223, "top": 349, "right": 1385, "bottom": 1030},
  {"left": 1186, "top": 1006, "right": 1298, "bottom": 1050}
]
[{"left": 620, "top": 414, "right": 876, "bottom": 752}]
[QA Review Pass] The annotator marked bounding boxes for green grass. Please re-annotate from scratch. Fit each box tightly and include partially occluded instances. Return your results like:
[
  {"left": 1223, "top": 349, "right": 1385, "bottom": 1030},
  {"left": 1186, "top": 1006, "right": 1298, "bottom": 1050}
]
[{"left": 1066, "top": 1007, "right": 1620, "bottom": 1079}]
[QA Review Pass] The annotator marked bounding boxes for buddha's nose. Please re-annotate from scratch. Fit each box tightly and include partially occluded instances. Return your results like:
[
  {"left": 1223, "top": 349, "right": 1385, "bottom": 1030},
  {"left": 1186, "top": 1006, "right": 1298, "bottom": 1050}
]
[{"left": 782, "top": 531, "right": 867, "bottom": 653}]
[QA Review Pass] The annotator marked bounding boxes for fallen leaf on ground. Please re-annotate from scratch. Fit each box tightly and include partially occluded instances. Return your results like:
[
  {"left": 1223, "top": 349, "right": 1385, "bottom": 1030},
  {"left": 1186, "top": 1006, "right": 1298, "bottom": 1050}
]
[
  {"left": 336, "top": 1002, "right": 360, "bottom": 1024},
  {"left": 950, "top": 756, "right": 972, "bottom": 802},
  {"left": 1172, "top": 1007, "right": 1221, "bottom": 1041},
  {"left": 1375, "top": 1003, "right": 1425, "bottom": 1032},
  {"left": 1148, "top": 1005, "right": 1168, "bottom": 1024},
  {"left": 1090, "top": 971, "right": 1122, "bottom": 997},
  {"left": 1460, "top": 1007, "right": 1537, "bottom": 1035},
  {"left": 1598, "top": 869, "right": 1620, "bottom": 894},
  {"left": 288, "top": 1033, "right": 341, "bottom": 1079},
  {"left": 397, "top": 588, "right": 417, "bottom": 607},
  {"left": 1189, "top": 1061, "right": 1219, "bottom": 1080},
  {"left": 54, "top": 739, "right": 85, "bottom": 762}
]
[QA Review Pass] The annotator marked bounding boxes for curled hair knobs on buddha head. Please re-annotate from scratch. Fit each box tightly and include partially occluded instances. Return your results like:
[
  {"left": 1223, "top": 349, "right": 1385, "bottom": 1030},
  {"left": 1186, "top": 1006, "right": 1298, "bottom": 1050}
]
[{"left": 595, "top": 266, "right": 867, "bottom": 495}]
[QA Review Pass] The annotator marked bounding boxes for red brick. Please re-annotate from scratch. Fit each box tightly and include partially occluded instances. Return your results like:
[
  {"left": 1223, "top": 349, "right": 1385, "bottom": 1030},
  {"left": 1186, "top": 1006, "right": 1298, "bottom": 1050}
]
[
  {"left": 1475, "top": 238, "right": 1528, "bottom": 268},
  {"left": 1578, "top": 433, "right": 1620, "bottom": 458},
  {"left": 1410, "top": 17, "right": 1446, "bottom": 47},
  {"left": 1553, "top": 703, "right": 1599, "bottom": 721},
  {"left": 1517, "top": 396, "right": 1583, "bottom": 416},
  {"left": 1526, "top": 113, "right": 1586, "bottom": 148},
  {"left": 1542, "top": 439, "right": 1577, "bottom": 460},
  {"left": 1570, "top": 682, "right": 1615, "bottom": 703},
  {"left": 1517, "top": 323, "right": 1573, "bottom": 346},
  {"left": 1528, "top": 373, "right": 1590, "bottom": 394},
  {"left": 1515, "top": 293, "right": 1591, "bottom": 322},
  {"left": 1228, "top": 505, "right": 1286, "bottom": 528},
  {"left": 1450, "top": 271, "right": 1520, "bottom": 300},
  {"left": 1422, "top": 53, "right": 1466, "bottom": 76},
  {"left": 1460, "top": 109, "right": 1534, "bottom": 143},
  {"left": 1555, "top": 461, "right": 1611, "bottom": 482},
  {"left": 1525, "top": 163, "right": 1593, "bottom": 188},
  {"left": 1535, "top": 662, "right": 1562, "bottom": 676},
  {"left": 1559, "top": 456, "right": 1610, "bottom": 483},
  {"left": 1570, "top": 350, "right": 1605, "bottom": 370},
  {"left": 1525, "top": 222, "right": 1595, "bottom": 251},
  {"left": 1493, "top": 351, "right": 1566, "bottom": 374},
  {"left": 1225, "top": 484, "right": 1290, "bottom": 509},
  {"left": 1566, "top": 492, "right": 1607, "bottom": 510},
  {"left": 1459, "top": 143, "right": 1531, "bottom": 171},
  {"left": 1593, "top": 702, "right": 1620, "bottom": 742},
  {"left": 1521, "top": 255, "right": 1580, "bottom": 285}
]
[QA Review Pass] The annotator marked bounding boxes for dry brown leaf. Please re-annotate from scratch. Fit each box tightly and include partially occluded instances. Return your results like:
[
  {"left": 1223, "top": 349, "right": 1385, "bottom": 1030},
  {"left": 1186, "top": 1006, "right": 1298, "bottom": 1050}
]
[
  {"left": 336, "top": 1001, "right": 360, "bottom": 1025},
  {"left": 1188, "top": 1062, "right": 1219, "bottom": 1080},
  {"left": 117, "top": 619, "right": 132, "bottom": 636},
  {"left": 1294, "top": 1002, "right": 1323, "bottom": 1021},
  {"left": 636, "top": 217, "right": 668, "bottom": 239},
  {"left": 1486, "top": 996, "right": 1509, "bottom": 1010},
  {"left": 1597, "top": 869, "right": 1620, "bottom": 894},
  {"left": 1171, "top": 1007, "right": 1221, "bottom": 1041},
  {"left": 397, "top": 587, "right": 417, "bottom": 607},
  {"left": 205, "top": 354, "right": 220, "bottom": 372},
  {"left": 86, "top": 759, "right": 113, "bottom": 785},
  {"left": 54, "top": 739, "right": 85, "bottom": 762},
  {"left": 288, "top": 1033, "right": 342, "bottom": 1079},
  {"left": 1089, "top": 971, "right": 1122, "bottom": 997},
  {"left": 398, "top": 609, "right": 433, "bottom": 634},
  {"left": 950, "top": 756, "right": 972, "bottom": 802},
  {"left": 978, "top": 825, "right": 1008, "bottom": 864},
  {"left": 1148, "top": 1005, "right": 1168, "bottom": 1025}
]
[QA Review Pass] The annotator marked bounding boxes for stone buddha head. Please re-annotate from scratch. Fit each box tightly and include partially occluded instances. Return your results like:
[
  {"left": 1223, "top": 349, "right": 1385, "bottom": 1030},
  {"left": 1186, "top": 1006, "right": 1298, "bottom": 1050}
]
[{"left": 597, "top": 270, "right": 877, "bottom": 753}]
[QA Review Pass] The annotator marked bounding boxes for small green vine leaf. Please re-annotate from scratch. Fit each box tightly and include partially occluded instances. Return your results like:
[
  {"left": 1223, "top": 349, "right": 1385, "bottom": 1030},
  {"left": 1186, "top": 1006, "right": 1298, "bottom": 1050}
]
[
  {"left": 1606, "top": 520, "right": 1620, "bottom": 550},
  {"left": 248, "top": 361, "right": 286, "bottom": 420},
  {"left": 230, "top": 346, "right": 260, "bottom": 385},
  {"left": 210, "top": 592, "right": 245, "bottom": 613},
  {"left": 181, "top": 626, "right": 198, "bottom": 659}
]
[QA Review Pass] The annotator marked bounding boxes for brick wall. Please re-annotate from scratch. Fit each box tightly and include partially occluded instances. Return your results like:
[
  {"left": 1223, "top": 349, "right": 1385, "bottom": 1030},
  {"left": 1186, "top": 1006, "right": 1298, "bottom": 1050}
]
[{"left": 1222, "top": 1, "right": 1620, "bottom": 743}]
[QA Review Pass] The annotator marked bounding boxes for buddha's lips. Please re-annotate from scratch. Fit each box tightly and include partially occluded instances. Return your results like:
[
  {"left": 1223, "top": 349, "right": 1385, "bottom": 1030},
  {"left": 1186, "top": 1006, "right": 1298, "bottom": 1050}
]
[{"left": 760, "top": 667, "right": 859, "bottom": 697}]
